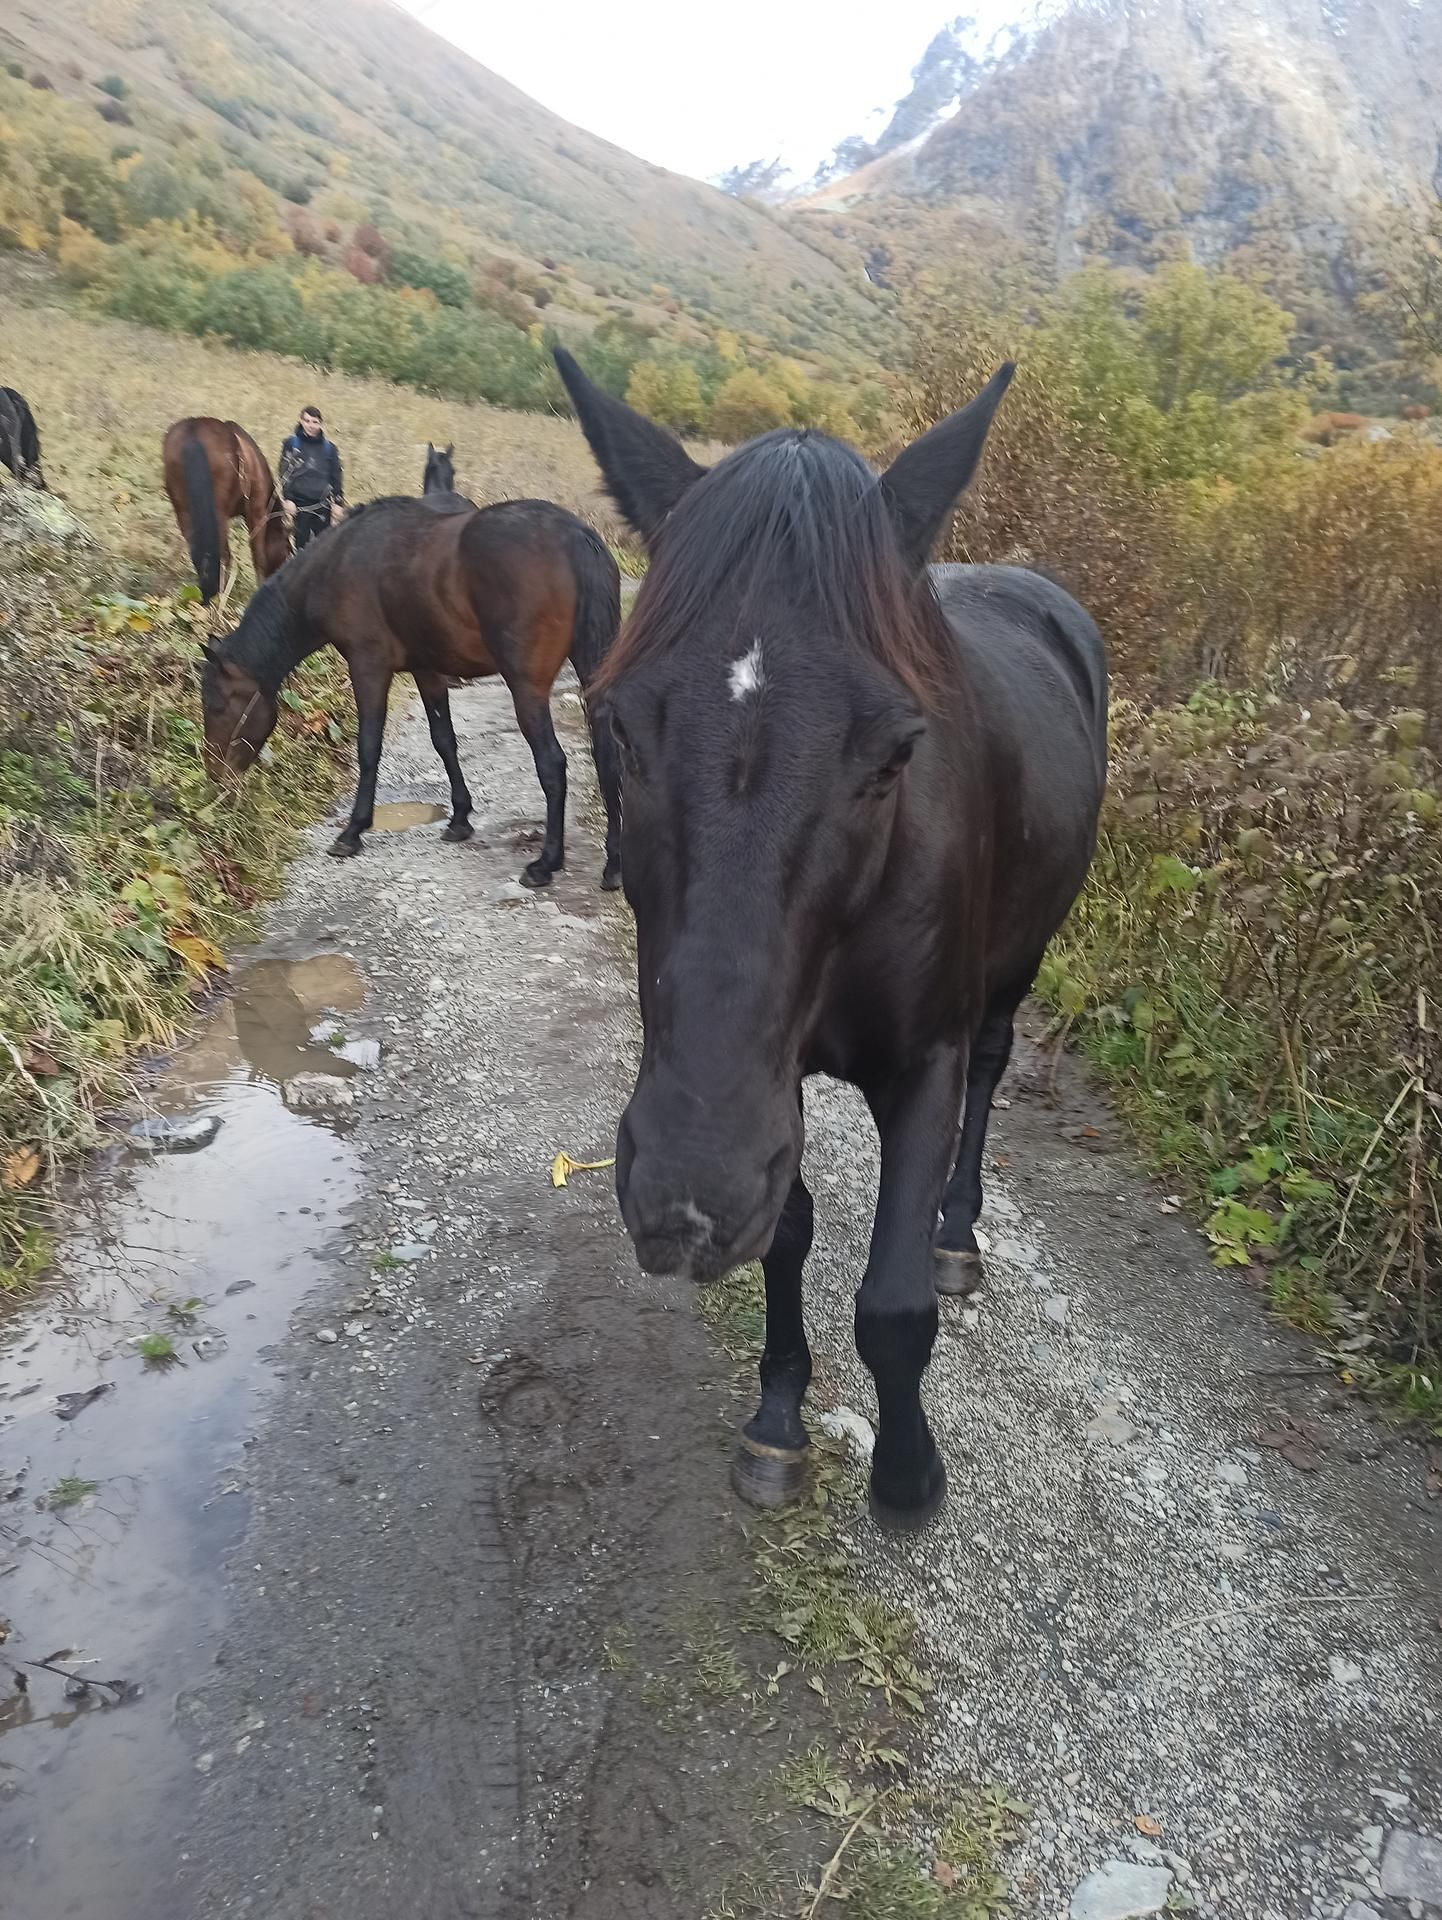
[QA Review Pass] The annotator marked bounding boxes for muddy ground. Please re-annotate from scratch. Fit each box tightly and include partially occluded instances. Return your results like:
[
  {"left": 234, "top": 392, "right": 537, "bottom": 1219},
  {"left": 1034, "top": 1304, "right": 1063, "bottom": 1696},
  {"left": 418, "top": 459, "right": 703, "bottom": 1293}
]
[{"left": 2, "top": 679, "right": 1440, "bottom": 1920}]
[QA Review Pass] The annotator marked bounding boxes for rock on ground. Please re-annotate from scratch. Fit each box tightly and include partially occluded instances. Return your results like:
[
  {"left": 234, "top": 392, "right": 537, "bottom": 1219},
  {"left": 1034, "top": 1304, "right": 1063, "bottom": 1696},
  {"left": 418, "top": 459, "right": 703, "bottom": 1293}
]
[
  {"left": 1381, "top": 1829, "right": 1442, "bottom": 1902},
  {"left": 1068, "top": 1859, "right": 1172, "bottom": 1919}
]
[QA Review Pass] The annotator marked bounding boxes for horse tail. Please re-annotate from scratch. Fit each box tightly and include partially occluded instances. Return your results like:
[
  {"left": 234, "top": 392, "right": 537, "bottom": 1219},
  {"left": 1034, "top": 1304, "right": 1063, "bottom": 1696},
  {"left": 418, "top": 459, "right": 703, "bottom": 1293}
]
[
  {"left": 18, "top": 395, "right": 42, "bottom": 484},
  {"left": 566, "top": 519, "right": 624, "bottom": 882},
  {"left": 566, "top": 520, "right": 621, "bottom": 693},
  {"left": 0, "top": 393, "right": 20, "bottom": 481},
  {"left": 181, "top": 432, "right": 222, "bottom": 603}
]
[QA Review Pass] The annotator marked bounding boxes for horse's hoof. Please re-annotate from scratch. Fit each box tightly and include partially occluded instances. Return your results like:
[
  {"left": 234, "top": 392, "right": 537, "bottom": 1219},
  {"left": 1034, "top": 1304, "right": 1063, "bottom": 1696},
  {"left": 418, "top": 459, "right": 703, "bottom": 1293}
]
[
  {"left": 933, "top": 1248, "right": 984, "bottom": 1297},
  {"left": 731, "top": 1434, "right": 810, "bottom": 1510},
  {"left": 328, "top": 836, "right": 362, "bottom": 860},
  {"left": 441, "top": 820, "right": 474, "bottom": 843},
  {"left": 519, "top": 859, "right": 554, "bottom": 889},
  {"left": 600, "top": 862, "right": 622, "bottom": 893},
  {"left": 868, "top": 1456, "right": 947, "bottom": 1535}
]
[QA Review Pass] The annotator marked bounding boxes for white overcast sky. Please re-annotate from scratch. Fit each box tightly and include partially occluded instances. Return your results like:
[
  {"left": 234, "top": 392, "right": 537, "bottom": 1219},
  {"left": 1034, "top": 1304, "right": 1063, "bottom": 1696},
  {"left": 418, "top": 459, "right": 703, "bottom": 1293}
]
[{"left": 397, "top": 1, "right": 1033, "bottom": 184}]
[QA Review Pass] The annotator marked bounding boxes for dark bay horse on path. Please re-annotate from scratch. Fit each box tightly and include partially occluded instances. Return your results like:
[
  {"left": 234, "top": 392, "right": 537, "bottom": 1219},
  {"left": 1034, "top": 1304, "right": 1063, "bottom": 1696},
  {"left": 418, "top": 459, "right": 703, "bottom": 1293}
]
[
  {"left": 163, "top": 417, "right": 291, "bottom": 603},
  {"left": 555, "top": 346, "right": 1107, "bottom": 1530},
  {"left": 0, "top": 388, "right": 45, "bottom": 488},
  {"left": 200, "top": 493, "right": 623, "bottom": 887}
]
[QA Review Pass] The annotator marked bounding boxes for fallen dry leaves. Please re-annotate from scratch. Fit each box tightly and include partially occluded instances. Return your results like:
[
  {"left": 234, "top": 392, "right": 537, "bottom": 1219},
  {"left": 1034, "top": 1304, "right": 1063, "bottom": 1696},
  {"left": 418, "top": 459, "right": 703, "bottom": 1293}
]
[{"left": 2, "top": 1147, "right": 42, "bottom": 1191}]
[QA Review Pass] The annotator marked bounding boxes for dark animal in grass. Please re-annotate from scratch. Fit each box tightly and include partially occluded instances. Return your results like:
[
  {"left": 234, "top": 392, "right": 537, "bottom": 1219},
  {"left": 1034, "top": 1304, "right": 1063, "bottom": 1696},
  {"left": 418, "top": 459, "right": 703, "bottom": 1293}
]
[
  {"left": 200, "top": 493, "right": 623, "bottom": 888},
  {"left": 555, "top": 346, "right": 1107, "bottom": 1530},
  {"left": 0, "top": 387, "right": 45, "bottom": 488},
  {"left": 162, "top": 417, "right": 291, "bottom": 603},
  {"left": 423, "top": 442, "right": 457, "bottom": 495}
]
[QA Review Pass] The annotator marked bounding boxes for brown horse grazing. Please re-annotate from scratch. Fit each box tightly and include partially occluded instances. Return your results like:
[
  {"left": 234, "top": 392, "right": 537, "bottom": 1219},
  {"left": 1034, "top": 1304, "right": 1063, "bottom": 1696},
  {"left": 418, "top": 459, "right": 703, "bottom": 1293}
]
[
  {"left": 163, "top": 417, "right": 290, "bottom": 603},
  {"left": 200, "top": 494, "right": 624, "bottom": 888}
]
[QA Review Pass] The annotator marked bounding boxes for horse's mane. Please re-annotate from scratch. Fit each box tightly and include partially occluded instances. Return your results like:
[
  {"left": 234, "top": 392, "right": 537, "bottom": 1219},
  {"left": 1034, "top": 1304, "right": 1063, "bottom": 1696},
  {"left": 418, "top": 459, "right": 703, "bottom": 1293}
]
[
  {"left": 346, "top": 494, "right": 471, "bottom": 521},
  {"left": 594, "top": 430, "right": 949, "bottom": 706},
  {"left": 211, "top": 572, "right": 298, "bottom": 695}
]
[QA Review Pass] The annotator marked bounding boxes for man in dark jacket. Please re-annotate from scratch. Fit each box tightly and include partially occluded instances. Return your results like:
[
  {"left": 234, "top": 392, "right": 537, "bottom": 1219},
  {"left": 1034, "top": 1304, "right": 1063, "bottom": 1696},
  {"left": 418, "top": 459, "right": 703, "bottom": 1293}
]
[{"left": 279, "top": 406, "right": 345, "bottom": 550}]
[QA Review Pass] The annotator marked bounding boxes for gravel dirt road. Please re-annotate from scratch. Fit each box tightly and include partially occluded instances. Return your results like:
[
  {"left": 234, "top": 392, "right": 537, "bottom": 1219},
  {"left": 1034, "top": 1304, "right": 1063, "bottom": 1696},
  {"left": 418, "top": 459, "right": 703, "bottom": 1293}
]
[{"left": 3, "top": 677, "right": 1439, "bottom": 1920}]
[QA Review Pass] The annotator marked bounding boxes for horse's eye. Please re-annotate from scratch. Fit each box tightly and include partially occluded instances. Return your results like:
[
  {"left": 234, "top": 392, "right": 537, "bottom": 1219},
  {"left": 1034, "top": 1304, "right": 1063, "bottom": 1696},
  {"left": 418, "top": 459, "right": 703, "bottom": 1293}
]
[{"left": 871, "top": 731, "right": 919, "bottom": 794}]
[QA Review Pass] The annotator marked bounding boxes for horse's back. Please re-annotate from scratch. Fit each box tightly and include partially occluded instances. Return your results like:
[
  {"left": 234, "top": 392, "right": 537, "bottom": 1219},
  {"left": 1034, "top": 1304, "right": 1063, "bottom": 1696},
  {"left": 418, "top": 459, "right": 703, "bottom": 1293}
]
[
  {"left": 927, "top": 563, "right": 1108, "bottom": 980},
  {"left": 931, "top": 562, "right": 1107, "bottom": 784}
]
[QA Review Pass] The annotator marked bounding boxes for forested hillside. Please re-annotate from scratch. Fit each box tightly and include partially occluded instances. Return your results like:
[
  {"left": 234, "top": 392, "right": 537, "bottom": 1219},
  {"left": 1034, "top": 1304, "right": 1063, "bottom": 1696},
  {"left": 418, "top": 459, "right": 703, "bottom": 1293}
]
[{"left": 1, "top": 0, "right": 895, "bottom": 426}]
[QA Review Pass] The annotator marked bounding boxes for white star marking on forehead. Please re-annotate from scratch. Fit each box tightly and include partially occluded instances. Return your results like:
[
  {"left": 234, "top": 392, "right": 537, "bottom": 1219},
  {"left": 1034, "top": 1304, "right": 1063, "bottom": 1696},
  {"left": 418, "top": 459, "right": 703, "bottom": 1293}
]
[{"left": 728, "top": 639, "right": 765, "bottom": 702}]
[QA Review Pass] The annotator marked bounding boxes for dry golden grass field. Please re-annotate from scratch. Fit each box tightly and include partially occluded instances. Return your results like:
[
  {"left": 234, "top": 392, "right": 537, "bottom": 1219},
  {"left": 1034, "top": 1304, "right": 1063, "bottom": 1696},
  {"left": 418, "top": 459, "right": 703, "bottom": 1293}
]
[{"left": 4, "top": 287, "right": 628, "bottom": 591}]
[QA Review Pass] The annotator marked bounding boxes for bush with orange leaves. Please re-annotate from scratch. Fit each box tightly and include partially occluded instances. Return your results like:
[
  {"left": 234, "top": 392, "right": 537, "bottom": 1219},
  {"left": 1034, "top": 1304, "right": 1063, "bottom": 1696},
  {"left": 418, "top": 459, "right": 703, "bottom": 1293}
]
[{"left": 906, "top": 270, "right": 1442, "bottom": 1403}]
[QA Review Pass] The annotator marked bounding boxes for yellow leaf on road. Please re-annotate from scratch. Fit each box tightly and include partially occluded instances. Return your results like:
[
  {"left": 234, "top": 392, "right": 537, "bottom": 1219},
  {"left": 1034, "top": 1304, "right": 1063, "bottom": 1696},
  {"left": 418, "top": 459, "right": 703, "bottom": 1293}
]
[
  {"left": 550, "top": 1150, "right": 616, "bottom": 1188},
  {"left": 167, "top": 932, "right": 228, "bottom": 975},
  {"left": 3, "top": 1147, "right": 42, "bottom": 1191}
]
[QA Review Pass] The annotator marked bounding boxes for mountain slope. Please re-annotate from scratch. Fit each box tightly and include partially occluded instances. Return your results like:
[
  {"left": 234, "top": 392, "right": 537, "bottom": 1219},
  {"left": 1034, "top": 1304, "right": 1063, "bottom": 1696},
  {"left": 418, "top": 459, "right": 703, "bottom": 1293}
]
[
  {"left": 795, "top": 0, "right": 1442, "bottom": 361},
  {"left": 0, "top": 0, "right": 890, "bottom": 368}
]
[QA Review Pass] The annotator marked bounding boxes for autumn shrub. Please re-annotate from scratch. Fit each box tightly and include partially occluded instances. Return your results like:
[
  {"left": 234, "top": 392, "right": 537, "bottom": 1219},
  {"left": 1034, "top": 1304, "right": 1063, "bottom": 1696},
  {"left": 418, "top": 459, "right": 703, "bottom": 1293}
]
[
  {"left": 389, "top": 247, "right": 470, "bottom": 309},
  {"left": 625, "top": 357, "right": 707, "bottom": 434},
  {"left": 342, "top": 244, "right": 381, "bottom": 285},
  {"left": 195, "top": 264, "right": 305, "bottom": 350},
  {"left": 708, "top": 366, "right": 792, "bottom": 441},
  {"left": 906, "top": 269, "right": 1442, "bottom": 1394},
  {"left": 908, "top": 272, "right": 1442, "bottom": 732},
  {"left": 1044, "top": 694, "right": 1440, "bottom": 1400}
]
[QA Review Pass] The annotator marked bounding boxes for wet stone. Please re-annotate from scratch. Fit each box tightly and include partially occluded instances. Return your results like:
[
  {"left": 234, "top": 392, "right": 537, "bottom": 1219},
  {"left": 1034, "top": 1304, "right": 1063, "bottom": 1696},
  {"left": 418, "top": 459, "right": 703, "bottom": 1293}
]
[
  {"left": 128, "top": 1114, "right": 222, "bottom": 1154},
  {"left": 1381, "top": 1831, "right": 1442, "bottom": 1904},
  {"left": 283, "top": 1073, "right": 357, "bottom": 1111},
  {"left": 818, "top": 1406, "right": 876, "bottom": 1459},
  {"left": 1069, "top": 1861, "right": 1172, "bottom": 1920},
  {"left": 1086, "top": 1410, "right": 1140, "bottom": 1447},
  {"left": 335, "top": 1039, "right": 382, "bottom": 1071}
]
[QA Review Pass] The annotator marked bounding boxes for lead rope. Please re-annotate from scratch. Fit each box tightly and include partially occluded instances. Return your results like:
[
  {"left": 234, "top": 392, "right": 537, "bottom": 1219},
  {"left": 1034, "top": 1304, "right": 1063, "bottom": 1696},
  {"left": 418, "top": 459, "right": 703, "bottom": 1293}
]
[{"left": 225, "top": 686, "right": 266, "bottom": 766}]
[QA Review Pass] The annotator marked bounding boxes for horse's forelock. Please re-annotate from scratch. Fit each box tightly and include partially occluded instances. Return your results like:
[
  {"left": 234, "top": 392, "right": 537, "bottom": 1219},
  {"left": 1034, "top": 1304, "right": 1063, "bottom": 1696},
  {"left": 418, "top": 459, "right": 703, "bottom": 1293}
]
[{"left": 592, "top": 430, "right": 946, "bottom": 706}]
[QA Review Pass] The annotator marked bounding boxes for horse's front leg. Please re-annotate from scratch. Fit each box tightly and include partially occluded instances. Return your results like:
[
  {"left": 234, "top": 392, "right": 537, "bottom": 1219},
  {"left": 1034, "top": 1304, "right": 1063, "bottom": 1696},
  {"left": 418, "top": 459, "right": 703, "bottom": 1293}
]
[
  {"left": 856, "top": 1048, "right": 967, "bottom": 1531},
  {"left": 330, "top": 661, "right": 392, "bottom": 859},
  {"left": 733, "top": 1164, "right": 814, "bottom": 1509}
]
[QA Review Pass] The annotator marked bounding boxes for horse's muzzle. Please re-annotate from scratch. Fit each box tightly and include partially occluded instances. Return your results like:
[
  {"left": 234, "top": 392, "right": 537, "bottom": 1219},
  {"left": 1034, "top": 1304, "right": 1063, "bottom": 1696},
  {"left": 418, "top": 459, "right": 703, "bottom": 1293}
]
[{"left": 617, "top": 1108, "right": 794, "bottom": 1283}]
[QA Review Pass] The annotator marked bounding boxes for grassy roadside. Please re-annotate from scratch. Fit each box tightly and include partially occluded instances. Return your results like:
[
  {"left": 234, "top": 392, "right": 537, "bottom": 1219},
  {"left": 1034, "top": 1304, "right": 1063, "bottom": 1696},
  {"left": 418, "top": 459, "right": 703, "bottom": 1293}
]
[
  {"left": 0, "top": 267, "right": 641, "bottom": 1294},
  {"left": 0, "top": 507, "right": 352, "bottom": 1288},
  {"left": 1038, "top": 690, "right": 1441, "bottom": 1428}
]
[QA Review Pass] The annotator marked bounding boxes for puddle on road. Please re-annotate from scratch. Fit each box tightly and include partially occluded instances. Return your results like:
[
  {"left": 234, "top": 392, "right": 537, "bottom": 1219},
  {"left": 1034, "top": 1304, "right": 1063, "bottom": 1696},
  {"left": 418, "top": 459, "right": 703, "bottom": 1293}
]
[
  {"left": 0, "top": 950, "right": 368, "bottom": 1920},
  {"left": 371, "top": 800, "right": 448, "bottom": 831}
]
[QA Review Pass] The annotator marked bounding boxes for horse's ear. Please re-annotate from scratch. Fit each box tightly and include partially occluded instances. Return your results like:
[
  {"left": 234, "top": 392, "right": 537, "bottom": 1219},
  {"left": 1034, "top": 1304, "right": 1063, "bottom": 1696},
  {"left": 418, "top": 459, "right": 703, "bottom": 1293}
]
[
  {"left": 878, "top": 363, "right": 1015, "bottom": 575},
  {"left": 553, "top": 346, "right": 705, "bottom": 545},
  {"left": 198, "top": 639, "right": 222, "bottom": 664},
  {"left": 444, "top": 444, "right": 454, "bottom": 459},
  {"left": 426, "top": 441, "right": 434, "bottom": 456}
]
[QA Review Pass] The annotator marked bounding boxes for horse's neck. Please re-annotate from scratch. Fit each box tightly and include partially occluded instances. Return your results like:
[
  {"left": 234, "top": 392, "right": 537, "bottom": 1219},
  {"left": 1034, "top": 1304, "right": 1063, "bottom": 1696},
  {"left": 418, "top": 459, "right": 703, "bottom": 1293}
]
[
  {"left": 239, "top": 446, "right": 282, "bottom": 526},
  {"left": 226, "top": 580, "right": 324, "bottom": 692}
]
